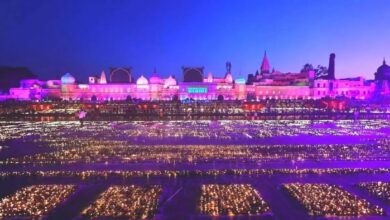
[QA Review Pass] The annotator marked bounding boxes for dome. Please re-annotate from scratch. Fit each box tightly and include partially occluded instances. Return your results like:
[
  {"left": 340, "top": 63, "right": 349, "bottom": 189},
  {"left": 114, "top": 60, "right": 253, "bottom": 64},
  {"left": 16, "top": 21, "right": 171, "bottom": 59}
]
[
  {"left": 375, "top": 59, "right": 390, "bottom": 81},
  {"left": 164, "top": 75, "right": 177, "bottom": 86},
  {"left": 225, "top": 73, "right": 233, "bottom": 83},
  {"left": 236, "top": 78, "right": 246, "bottom": 84},
  {"left": 61, "top": 73, "right": 76, "bottom": 84},
  {"left": 149, "top": 74, "right": 162, "bottom": 84},
  {"left": 136, "top": 75, "right": 149, "bottom": 85}
]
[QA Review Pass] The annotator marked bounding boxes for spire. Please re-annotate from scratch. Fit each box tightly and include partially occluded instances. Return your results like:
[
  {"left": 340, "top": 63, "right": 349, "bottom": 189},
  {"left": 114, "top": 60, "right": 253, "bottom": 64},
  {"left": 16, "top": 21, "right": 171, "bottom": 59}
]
[
  {"left": 226, "top": 61, "right": 231, "bottom": 74},
  {"left": 261, "top": 51, "right": 270, "bottom": 74},
  {"left": 151, "top": 67, "right": 158, "bottom": 78},
  {"left": 99, "top": 70, "right": 107, "bottom": 84},
  {"left": 384, "top": 58, "right": 386, "bottom": 65}
]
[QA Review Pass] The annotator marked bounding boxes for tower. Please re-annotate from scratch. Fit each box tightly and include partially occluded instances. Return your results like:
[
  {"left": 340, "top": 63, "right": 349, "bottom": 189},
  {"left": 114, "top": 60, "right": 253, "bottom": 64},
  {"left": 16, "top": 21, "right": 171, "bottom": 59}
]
[
  {"left": 328, "top": 53, "right": 336, "bottom": 80},
  {"left": 99, "top": 70, "right": 107, "bottom": 84},
  {"left": 226, "top": 62, "right": 231, "bottom": 74},
  {"left": 260, "top": 51, "right": 270, "bottom": 74}
]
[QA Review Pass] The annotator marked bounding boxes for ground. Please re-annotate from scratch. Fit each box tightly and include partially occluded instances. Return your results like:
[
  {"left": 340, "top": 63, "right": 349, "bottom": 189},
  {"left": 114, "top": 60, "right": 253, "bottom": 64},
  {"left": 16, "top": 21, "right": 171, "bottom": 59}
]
[{"left": 0, "top": 120, "right": 389, "bottom": 219}]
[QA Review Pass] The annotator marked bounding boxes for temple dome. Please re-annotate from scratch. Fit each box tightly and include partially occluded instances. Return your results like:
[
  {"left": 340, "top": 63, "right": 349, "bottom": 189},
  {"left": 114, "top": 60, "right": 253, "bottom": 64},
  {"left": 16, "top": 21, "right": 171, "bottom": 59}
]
[
  {"left": 136, "top": 75, "right": 149, "bottom": 85},
  {"left": 225, "top": 73, "right": 233, "bottom": 83},
  {"left": 376, "top": 59, "right": 390, "bottom": 81},
  {"left": 61, "top": 73, "right": 76, "bottom": 84},
  {"left": 149, "top": 74, "right": 162, "bottom": 84},
  {"left": 164, "top": 75, "right": 177, "bottom": 86}
]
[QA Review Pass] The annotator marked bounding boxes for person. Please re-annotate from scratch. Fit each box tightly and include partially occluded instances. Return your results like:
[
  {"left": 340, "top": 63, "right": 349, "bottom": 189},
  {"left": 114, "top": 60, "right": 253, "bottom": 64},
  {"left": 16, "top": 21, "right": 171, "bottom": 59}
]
[{"left": 77, "top": 109, "right": 87, "bottom": 127}]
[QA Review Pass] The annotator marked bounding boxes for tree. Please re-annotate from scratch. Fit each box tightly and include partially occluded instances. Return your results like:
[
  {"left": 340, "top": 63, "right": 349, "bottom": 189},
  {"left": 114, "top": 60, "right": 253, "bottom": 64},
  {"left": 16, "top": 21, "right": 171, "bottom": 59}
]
[
  {"left": 315, "top": 65, "right": 328, "bottom": 79},
  {"left": 301, "top": 63, "right": 329, "bottom": 79},
  {"left": 0, "top": 67, "right": 37, "bottom": 91},
  {"left": 301, "top": 63, "right": 314, "bottom": 73}
]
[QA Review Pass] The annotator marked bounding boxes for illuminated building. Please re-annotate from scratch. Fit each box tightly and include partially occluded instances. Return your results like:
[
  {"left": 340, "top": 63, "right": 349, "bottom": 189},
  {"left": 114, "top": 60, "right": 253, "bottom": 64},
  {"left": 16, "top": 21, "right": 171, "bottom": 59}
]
[{"left": 2, "top": 53, "right": 387, "bottom": 101}]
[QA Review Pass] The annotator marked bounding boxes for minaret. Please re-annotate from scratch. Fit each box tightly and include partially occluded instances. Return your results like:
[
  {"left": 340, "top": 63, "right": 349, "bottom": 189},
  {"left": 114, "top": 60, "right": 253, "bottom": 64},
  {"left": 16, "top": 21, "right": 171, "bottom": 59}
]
[
  {"left": 99, "top": 70, "right": 107, "bottom": 84},
  {"left": 328, "top": 53, "right": 336, "bottom": 80},
  {"left": 225, "top": 61, "right": 232, "bottom": 79},
  {"left": 226, "top": 62, "right": 231, "bottom": 74},
  {"left": 261, "top": 51, "right": 270, "bottom": 74}
]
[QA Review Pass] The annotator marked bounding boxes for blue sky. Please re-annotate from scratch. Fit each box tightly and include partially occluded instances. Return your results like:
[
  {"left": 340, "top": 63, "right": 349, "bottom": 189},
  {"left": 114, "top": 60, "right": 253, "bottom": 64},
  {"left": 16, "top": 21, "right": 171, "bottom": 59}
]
[{"left": 0, "top": 0, "right": 389, "bottom": 81}]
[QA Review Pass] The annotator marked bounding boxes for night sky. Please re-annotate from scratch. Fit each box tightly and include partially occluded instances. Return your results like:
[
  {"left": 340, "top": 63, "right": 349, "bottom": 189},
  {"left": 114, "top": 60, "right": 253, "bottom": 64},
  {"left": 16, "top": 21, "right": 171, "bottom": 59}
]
[{"left": 0, "top": 0, "right": 389, "bottom": 82}]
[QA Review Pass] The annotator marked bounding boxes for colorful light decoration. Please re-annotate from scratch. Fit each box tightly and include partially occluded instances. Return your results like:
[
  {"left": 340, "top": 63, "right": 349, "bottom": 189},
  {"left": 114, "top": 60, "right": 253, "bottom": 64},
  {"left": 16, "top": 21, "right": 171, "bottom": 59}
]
[{"left": 187, "top": 87, "right": 208, "bottom": 93}]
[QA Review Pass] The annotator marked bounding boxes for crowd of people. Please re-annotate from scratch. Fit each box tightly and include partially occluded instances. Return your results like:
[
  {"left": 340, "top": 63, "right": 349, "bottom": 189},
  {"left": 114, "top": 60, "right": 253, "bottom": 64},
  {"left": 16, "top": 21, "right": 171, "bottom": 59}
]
[
  {"left": 82, "top": 185, "right": 161, "bottom": 219},
  {"left": 199, "top": 184, "right": 270, "bottom": 216},
  {"left": 283, "top": 183, "right": 385, "bottom": 216},
  {"left": 358, "top": 182, "right": 390, "bottom": 202},
  {"left": 0, "top": 184, "right": 75, "bottom": 218}
]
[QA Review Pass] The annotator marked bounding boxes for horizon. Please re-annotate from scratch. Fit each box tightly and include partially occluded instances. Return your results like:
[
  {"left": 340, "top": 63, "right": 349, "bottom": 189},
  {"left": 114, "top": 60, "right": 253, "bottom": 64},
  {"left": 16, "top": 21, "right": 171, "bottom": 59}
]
[{"left": 0, "top": 0, "right": 389, "bottom": 82}]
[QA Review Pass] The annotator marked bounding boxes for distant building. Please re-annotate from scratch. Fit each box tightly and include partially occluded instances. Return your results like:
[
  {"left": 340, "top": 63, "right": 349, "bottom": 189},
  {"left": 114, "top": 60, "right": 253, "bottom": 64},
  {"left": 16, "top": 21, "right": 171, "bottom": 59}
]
[
  {"left": 2, "top": 53, "right": 387, "bottom": 101},
  {"left": 260, "top": 51, "right": 270, "bottom": 74},
  {"left": 374, "top": 59, "right": 390, "bottom": 96},
  {"left": 375, "top": 59, "right": 390, "bottom": 81}
]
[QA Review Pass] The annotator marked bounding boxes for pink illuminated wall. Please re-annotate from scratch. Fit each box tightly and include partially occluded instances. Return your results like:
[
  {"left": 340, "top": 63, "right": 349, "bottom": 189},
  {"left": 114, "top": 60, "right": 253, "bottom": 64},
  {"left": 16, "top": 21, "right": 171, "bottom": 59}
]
[{"left": 2, "top": 71, "right": 385, "bottom": 101}]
